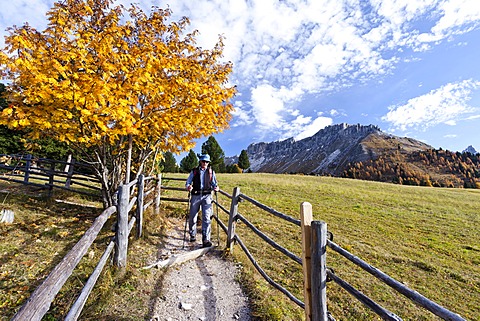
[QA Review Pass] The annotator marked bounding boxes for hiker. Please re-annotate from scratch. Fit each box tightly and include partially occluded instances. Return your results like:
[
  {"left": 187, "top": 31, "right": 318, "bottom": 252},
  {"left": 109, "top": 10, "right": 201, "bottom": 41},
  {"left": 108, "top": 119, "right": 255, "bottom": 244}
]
[{"left": 185, "top": 154, "right": 219, "bottom": 248}]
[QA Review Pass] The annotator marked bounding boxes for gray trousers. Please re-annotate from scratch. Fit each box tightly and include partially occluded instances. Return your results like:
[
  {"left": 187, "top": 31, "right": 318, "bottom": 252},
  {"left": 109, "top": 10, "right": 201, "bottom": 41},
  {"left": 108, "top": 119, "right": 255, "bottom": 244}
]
[{"left": 188, "top": 193, "right": 213, "bottom": 243}]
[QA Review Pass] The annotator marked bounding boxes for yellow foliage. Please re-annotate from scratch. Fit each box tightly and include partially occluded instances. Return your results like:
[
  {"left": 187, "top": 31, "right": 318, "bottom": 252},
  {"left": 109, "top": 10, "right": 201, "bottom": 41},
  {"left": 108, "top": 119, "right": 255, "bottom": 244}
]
[{"left": 0, "top": 0, "right": 235, "bottom": 155}]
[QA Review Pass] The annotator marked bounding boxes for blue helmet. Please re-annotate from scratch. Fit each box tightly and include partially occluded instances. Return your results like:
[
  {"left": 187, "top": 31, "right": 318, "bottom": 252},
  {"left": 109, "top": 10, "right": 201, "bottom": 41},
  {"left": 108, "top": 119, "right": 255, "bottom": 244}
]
[{"left": 199, "top": 154, "right": 211, "bottom": 162}]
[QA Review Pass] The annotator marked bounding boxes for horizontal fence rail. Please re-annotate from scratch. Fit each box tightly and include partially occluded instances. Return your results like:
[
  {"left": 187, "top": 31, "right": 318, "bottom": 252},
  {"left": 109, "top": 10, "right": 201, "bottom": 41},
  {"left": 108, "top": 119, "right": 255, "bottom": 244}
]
[
  {"left": 235, "top": 233, "right": 305, "bottom": 309},
  {"left": 11, "top": 206, "right": 117, "bottom": 321},
  {"left": 64, "top": 240, "right": 116, "bottom": 321},
  {"left": 0, "top": 154, "right": 101, "bottom": 197},
  {"left": 235, "top": 213, "right": 302, "bottom": 265},
  {"left": 239, "top": 192, "right": 301, "bottom": 226},
  {"left": 326, "top": 270, "right": 402, "bottom": 321},
  {"left": 229, "top": 187, "right": 306, "bottom": 309},
  {"left": 212, "top": 196, "right": 229, "bottom": 234}
]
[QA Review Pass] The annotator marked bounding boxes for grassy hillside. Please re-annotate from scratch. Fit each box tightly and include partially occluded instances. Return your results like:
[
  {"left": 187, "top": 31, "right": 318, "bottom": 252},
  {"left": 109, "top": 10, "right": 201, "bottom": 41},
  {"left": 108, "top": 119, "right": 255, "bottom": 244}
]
[{"left": 204, "top": 173, "right": 479, "bottom": 320}]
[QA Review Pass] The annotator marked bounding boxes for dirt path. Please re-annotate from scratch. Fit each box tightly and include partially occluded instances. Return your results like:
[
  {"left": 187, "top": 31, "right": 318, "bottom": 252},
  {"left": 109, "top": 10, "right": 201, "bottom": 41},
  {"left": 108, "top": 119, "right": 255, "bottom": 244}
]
[{"left": 148, "top": 218, "right": 251, "bottom": 321}]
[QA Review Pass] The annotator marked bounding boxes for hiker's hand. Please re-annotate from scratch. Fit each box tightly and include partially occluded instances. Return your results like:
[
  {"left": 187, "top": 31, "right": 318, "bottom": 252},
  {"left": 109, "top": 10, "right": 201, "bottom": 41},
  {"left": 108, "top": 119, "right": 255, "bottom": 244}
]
[
  {"left": 186, "top": 185, "right": 192, "bottom": 191},
  {"left": 213, "top": 186, "right": 219, "bottom": 192}
]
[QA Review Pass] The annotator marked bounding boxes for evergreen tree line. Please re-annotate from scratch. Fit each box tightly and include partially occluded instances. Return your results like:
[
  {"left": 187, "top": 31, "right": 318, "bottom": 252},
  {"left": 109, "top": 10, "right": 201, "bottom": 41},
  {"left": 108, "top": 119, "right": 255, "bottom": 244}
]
[{"left": 160, "top": 136, "right": 250, "bottom": 174}]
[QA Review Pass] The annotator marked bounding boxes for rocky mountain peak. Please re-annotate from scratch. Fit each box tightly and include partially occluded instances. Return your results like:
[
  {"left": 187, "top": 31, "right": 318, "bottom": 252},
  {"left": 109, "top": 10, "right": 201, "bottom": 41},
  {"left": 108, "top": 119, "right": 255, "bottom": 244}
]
[
  {"left": 242, "top": 123, "right": 430, "bottom": 175},
  {"left": 463, "top": 145, "right": 478, "bottom": 154}
]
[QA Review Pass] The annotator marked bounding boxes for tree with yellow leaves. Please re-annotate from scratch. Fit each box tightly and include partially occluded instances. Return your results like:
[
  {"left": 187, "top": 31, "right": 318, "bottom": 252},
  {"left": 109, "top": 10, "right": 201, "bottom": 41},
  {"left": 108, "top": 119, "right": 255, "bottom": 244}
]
[{"left": 0, "top": 0, "right": 235, "bottom": 206}]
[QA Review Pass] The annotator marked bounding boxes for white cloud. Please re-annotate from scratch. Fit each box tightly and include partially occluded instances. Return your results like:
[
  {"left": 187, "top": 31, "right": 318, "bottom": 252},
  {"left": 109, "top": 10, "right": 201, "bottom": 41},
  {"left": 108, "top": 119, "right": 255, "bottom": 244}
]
[
  {"left": 432, "top": 0, "right": 480, "bottom": 36},
  {"left": 382, "top": 79, "right": 480, "bottom": 131},
  {"left": 330, "top": 109, "right": 340, "bottom": 116},
  {"left": 2, "top": 0, "right": 480, "bottom": 145},
  {"left": 231, "top": 101, "right": 253, "bottom": 127},
  {"left": 248, "top": 81, "right": 333, "bottom": 139},
  {"left": 294, "top": 116, "right": 333, "bottom": 141},
  {"left": 249, "top": 84, "right": 286, "bottom": 130}
]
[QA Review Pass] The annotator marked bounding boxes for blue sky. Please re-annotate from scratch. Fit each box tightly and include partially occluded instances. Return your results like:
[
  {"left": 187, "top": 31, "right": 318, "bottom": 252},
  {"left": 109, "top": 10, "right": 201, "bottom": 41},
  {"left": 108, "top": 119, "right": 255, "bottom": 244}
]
[{"left": 1, "top": 0, "right": 480, "bottom": 159}]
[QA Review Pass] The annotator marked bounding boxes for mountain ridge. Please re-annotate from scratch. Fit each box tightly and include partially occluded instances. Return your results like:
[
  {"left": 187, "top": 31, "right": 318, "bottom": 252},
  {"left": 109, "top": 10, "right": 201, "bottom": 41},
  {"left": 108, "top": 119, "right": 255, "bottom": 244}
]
[
  {"left": 225, "top": 122, "right": 480, "bottom": 188},
  {"left": 233, "top": 123, "right": 432, "bottom": 175}
]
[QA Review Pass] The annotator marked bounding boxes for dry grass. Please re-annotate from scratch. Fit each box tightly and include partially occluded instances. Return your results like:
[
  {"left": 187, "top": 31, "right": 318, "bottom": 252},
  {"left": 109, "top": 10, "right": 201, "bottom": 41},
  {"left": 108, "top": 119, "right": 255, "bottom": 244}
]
[
  {"left": 0, "top": 181, "right": 106, "bottom": 320},
  {"left": 77, "top": 211, "right": 174, "bottom": 321},
  {"left": 0, "top": 180, "right": 175, "bottom": 320}
]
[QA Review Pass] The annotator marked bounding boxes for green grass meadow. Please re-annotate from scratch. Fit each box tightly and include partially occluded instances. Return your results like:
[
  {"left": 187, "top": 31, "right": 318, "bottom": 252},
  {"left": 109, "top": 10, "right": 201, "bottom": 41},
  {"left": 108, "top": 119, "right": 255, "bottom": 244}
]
[{"left": 176, "top": 173, "right": 479, "bottom": 321}]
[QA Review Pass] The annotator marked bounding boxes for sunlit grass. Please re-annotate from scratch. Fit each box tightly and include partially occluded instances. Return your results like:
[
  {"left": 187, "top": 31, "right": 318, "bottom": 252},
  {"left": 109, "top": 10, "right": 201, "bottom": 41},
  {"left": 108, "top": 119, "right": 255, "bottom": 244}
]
[{"left": 167, "top": 173, "right": 479, "bottom": 321}]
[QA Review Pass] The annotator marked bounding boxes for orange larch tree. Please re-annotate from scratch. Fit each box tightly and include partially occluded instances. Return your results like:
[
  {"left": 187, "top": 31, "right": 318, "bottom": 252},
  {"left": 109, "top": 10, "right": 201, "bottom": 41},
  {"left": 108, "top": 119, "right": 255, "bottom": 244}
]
[{"left": 0, "top": 0, "right": 236, "bottom": 206}]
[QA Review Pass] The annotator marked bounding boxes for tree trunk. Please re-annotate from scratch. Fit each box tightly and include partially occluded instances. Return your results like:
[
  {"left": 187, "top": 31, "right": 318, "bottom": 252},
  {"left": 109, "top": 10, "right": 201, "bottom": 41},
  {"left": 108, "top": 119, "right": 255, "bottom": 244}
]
[{"left": 125, "top": 134, "right": 132, "bottom": 184}]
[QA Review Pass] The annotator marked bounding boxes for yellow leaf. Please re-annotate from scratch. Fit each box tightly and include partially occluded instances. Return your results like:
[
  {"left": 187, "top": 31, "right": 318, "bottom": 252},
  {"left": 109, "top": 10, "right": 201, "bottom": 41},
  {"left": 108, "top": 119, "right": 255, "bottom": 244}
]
[
  {"left": 2, "top": 108, "right": 13, "bottom": 116},
  {"left": 81, "top": 109, "right": 92, "bottom": 116},
  {"left": 18, "top": 119, "right": 30, "bottom": 126}
]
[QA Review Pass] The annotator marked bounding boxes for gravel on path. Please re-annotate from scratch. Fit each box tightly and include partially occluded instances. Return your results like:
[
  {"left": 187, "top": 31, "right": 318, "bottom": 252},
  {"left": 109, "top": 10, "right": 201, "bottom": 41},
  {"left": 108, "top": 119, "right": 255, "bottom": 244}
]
[{"left": 149, "top": 218, "right": 251, "bottom": 321}]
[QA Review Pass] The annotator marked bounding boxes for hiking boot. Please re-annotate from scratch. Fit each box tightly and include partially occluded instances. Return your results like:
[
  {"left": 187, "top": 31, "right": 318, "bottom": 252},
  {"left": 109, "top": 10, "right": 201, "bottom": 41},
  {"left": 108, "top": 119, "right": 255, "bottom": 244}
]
[
  {"left": 189, "top": 236, "right": 196, "bottom": 242},
  {"left": 202, "top": 241, "right": 212, "bottom": 248}
]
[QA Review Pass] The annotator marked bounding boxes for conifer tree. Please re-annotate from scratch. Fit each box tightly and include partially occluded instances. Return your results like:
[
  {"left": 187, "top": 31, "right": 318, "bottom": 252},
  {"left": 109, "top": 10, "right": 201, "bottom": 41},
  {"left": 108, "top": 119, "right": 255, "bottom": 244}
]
[
  {"left": 201, "top": 136, "right": 226, "bottom": 172},
  {"left": 226, "top": 163, "right": 242, "bottom": 173},
  {"left": 180, "top": 150, "right": 198, "bottom": 173},
  {"left": 0, "top": 84, "right": 25, "bottom": 154},
  {"left": 160, "top": 152, "right": 178, "bottom": 173},
  {"left": 0, "top": 83, "right": 6, "bottom": 110},
  {"left": 238, "top": 149, "right": 250, "bottom": 172}
]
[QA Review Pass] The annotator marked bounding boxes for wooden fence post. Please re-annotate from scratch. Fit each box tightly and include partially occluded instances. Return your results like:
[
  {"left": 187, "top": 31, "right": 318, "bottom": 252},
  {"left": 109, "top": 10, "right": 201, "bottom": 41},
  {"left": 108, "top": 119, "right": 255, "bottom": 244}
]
[
  {"left": 154, "top": 174, "right": 161, "bottom": 215},
  {"left": 301, "top": 202, "right": 313, "bottom": 321},
  {"left": 64, "top": 154, "right": 72, "bottom": 173},
  {"left": 311, "top": 221, "right": 328, "bottom": 321},
  {"left": 47, "top": 161, "right": 55, "bottom": 197},
  {"left": 114, "top": 185, "right": 129, "bottom": 267},
  {"left": 24, "top": 154, "right": 31, "bottom": 183},
  {"left": 65, "top": 158, "right": 75, "bottom": 188},
  {"left": 136, "top": 174, "right": 144, "bottom": 238},
  {"left": 226, "top": 187, "right": 240, "bottom": 253}
]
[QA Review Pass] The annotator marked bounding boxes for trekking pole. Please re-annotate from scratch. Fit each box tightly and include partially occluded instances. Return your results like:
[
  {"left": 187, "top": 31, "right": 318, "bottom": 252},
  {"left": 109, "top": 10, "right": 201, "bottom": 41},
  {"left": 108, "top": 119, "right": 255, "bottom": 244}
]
[
  {"left": 215, "top": 191, "right": 220, "bottom": 246},
  {"left": 182, "top": 191, "right": 191, "bottom": 249}
]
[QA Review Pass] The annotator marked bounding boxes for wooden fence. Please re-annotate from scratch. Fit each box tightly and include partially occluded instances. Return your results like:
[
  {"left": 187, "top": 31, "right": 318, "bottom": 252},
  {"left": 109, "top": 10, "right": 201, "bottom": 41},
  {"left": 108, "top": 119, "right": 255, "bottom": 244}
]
[
  {"left": 0, "top": 154, "right": 101, "bottom": 197},
  {"left": 6, "top": 170, "right": 468, "bottom": 321},
  {"left": 10, "top": 174, "right": 161, "bottom": 321},
  {"left": 161, "top": 178, "right": 467, "bottom": 321}
]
